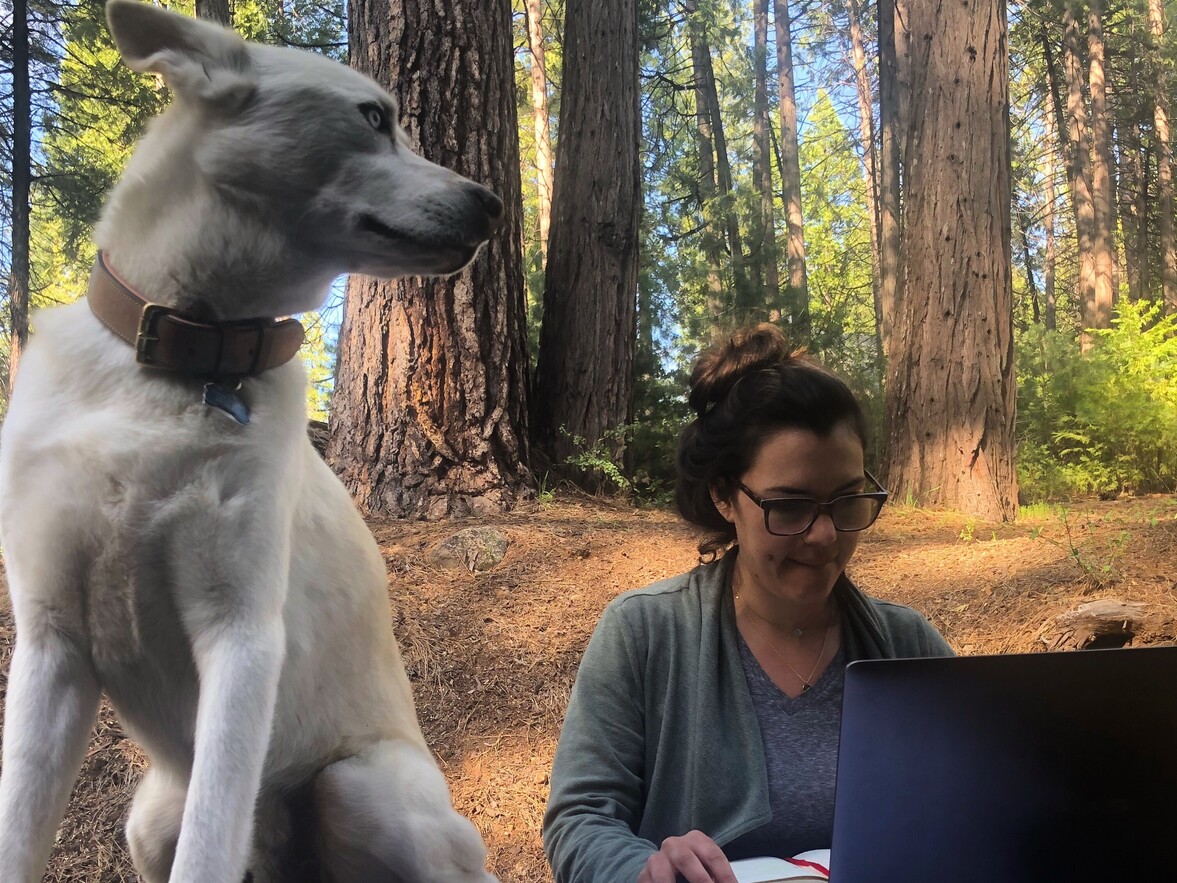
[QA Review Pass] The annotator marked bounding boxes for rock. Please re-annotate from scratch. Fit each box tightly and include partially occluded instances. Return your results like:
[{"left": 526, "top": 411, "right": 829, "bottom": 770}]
[{"left": 428, "top": 527, "right": 510, "bottom": 573}]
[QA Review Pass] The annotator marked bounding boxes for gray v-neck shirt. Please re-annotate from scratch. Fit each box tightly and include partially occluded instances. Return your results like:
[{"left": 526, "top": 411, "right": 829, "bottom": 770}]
[{"left": 723, "top": 636, "right": 845, "bottom": 861}]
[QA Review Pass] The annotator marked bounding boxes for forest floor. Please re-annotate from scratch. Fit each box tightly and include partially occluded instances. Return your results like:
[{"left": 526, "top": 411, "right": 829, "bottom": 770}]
[{"left": 2, "top": 493, "right": 1177, "bottom": 882}]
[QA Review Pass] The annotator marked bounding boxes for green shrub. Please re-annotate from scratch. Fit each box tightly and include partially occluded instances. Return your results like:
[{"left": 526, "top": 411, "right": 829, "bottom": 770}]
[{"left": 1016, "top": 300, "right": 1177, "bottom": 502}]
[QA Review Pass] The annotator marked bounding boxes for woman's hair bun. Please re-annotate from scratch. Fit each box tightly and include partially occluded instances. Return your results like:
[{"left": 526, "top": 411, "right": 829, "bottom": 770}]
[{"left": 688, "top": 322, "right": 802, "bottom": 416}]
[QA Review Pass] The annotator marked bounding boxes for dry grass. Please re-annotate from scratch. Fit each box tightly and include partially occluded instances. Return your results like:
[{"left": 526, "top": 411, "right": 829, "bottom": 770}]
[{"left": 2, "top": 495, "right": 1176, "bottom": 881}]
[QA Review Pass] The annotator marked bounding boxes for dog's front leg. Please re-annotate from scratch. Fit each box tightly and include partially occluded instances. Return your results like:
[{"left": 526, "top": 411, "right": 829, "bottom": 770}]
[
  {"left": 0, "top": 624, "right": 101, "bottom": 883},
  {"left": 167, "top": 612, "right": 286, "bottom": 883}
]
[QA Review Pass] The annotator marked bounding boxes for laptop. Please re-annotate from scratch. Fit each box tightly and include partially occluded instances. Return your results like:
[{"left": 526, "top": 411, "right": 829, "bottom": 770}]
[{"left": 830, "top": 646, "right": 1177, "bottom": 883}]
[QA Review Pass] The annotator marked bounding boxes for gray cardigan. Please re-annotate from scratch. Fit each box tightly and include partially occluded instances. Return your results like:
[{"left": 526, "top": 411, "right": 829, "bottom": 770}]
[{"left": 542, "top": 553, "right": 953, "bottom": 883}]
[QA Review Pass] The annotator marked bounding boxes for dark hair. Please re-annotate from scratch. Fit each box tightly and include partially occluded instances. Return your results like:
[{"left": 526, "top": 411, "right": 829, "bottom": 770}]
[{"left": 675, "top": 323, "right": 868, "bottom": 556}]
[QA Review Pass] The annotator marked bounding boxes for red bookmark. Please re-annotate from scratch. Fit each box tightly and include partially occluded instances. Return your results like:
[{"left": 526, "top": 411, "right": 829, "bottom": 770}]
[{"left": 785, "top": 856, "right": 830, "bottom": 877}]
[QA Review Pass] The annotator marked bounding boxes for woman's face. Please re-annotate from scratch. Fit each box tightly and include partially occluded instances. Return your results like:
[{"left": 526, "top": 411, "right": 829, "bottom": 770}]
[{"left": 714, "top": 422, "right": 868, "bottom": 608}]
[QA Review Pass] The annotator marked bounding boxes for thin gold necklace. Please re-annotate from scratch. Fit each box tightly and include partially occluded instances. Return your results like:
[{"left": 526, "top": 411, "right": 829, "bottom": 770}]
[{"left": 735, "top": 585, "right": 834, "bottom": 694}]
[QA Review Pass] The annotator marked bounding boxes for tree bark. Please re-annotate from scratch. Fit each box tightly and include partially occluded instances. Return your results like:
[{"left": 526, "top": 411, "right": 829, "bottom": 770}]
[
  {"left": 1151, "top": 0, "right": 1177, "bottom": 311},
  {"left": 1061, "top": 4, "right": 1099, "bottom": 348},
  {"left": 329, "top": 0, "right": 531, "bottom": 518},
  {"left": 525, "top": 0, "right": 554, "bottom": 261},
  {"left": 877, "top": 0, "right": 903, "bottom": 358},
  {"left": 686, "top": 0, "right": 726, "bottom": 321},
  {"left": 883, "top": 0, "right": 1017, "bottom": 520},
  {"left": 1119, "top": 118, "right": 1146, "bottom": 303},
  {"left": 1087, "top": 0, "right": 1117, "bottom": 324},
  {"left": 1018, "top": 207, "right": 1039, "bottom": 324},
  {"left": 695, "top": 11, "right": 751, "bottom": 320},
  {"left": 195, "top": 0, "right": 232, "bottom": 25},
  {"left": 752, "top": 0, "right": 780, "bottom": 314},
  {"left": 845, "top": 0, "right": 882, "bottom": 353},
  {"left": 531, "top": 0, "right": 640, "bottom": 483},
  {"left": 774, "top": 0, "right": 809, "bottom": 334},
  {"left": 7, "top": 0, "right": 31, "bottom": 391},
  {"left": 1043, "top": 98, "right": 1058, "bottom": 330}
]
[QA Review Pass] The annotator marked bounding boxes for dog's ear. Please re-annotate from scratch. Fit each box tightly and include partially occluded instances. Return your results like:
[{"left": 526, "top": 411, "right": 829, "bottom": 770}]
[{"left": 106, "top": 0, "right": 255, "bottom": 108}]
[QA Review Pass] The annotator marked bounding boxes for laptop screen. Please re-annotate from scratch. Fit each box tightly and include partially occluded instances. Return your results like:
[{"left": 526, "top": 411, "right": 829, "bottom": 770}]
[{"left": 831, "top": 646, "right": 1177, "bottom": 883}]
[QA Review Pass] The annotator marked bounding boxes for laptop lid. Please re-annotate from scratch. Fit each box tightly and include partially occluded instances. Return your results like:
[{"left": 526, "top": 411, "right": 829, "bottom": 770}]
[{"left": 830, "top": 646, "right": 1177, "bottom": 883}]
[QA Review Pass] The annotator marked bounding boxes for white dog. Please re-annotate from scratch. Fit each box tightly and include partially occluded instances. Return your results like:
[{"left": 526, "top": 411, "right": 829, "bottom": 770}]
[{"left": 0, "top": 2, "right": 503, "bottom": 881}]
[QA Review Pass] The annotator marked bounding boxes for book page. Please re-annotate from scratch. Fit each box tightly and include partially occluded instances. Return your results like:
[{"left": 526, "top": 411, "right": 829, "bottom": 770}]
[{"left": 729, "top": 849, "right": 830, "bottom": 882}]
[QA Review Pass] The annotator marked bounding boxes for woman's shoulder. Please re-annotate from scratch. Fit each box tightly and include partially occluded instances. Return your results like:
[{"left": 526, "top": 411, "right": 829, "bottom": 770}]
[
  {"left": 600, "top": 556, "right": 729, "bottom": 628},
  {"left": 860, "top": 594, "right": 954, "bottom": 656}
]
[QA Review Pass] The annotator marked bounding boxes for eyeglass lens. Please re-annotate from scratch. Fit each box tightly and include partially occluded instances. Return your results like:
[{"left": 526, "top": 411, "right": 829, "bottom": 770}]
[{"left": 766, "top": 495, "right": 882, "bottom": 535}]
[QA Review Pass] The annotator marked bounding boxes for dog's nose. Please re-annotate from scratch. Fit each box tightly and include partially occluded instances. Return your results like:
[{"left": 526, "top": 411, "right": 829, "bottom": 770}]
[{"left": 469, "top": 183, "right": 504, "bottom": 229}]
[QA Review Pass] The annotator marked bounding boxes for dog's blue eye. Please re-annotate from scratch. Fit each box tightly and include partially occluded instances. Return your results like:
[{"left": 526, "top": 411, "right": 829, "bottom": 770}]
[{"left": 360, "top": 103, "right": 389, "bottom": 134}]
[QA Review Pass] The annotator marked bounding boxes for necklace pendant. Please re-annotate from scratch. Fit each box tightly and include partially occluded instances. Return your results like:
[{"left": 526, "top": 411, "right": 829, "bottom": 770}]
[
  {"left": 801, "top": 682, "right": 811, "bottom": 693},
  {"left": 793, "top": 627, "right": 805, "bottom": 638}
]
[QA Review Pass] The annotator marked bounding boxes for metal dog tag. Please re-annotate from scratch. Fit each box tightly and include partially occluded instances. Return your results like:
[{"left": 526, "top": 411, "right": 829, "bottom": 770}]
[{"left": 203, "top": 382, "right": 251, "bottom": 424}]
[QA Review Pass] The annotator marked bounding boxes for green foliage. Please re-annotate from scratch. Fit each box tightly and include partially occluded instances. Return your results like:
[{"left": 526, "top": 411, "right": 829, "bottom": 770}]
[
  {"left": 1017, "top": 299, "right": 1177, "bottom": 502},
  {"left": 560, "top": 425, "right": 632, "bottom": 493},
  {"left": 233, "top": 0, "right": 347, "bottom": 58},
  {"left": 1030, "top": 506, "right": 1129, "bottom": 589},
  {"left": 795, "top": 90, "right": 883, "bottom": 462}
]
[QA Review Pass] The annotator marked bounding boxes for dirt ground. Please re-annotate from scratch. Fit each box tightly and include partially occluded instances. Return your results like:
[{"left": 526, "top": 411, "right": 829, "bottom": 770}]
[{"left": 2, "top": 493, "right": 1176, "bottom": 882}]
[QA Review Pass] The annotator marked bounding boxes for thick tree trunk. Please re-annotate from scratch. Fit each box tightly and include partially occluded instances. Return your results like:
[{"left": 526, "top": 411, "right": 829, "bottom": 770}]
[
  {"left": 774, "top": 0, "right": 809, "bottom": 334},
  {"left": 1087, "top": 0, "right": 1117, "bottom": 323},
  {"left": 1061, "top": 4, "right": 1099, "bottom": 347},
  {"left": 525, "top": 0, "right": 554, "bottom": 261},
  {"left": 752, "top": 0, "right": 780, "bottom": 314},
  {"left": 877, "top": 0, "right": 903, "bottom": 358},
  {"left": 195, "top": 0, "right": 232, "bottom": 25},
  {"left": 329, "top": 0, "right": 531, "bottom": 517},
  {"left": 845, "top": 0, "right": 882, "bottom": 352},
  {"left": 1151, "top": 0, "right": 1177, "bottom": 311},
  {"left": 7, "top": 0, "right": 31, "bottom": 391},
  {"left": 883, "top": 0, "right": 1017, "bottom": 521},
  {"left": 531, "top": 0, "right": 640, "bottom": 483}
]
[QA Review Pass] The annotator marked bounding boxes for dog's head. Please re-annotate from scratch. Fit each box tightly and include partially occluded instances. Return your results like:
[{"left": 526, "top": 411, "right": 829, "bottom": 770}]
[{"left": 102, "top": 0, "right": 503, "bottom": 313}]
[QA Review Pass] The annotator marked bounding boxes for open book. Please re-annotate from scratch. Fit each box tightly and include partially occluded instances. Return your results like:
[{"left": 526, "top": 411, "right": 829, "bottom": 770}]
[{"left": 729, "top": 849, "right": 830, "bottom": 882}]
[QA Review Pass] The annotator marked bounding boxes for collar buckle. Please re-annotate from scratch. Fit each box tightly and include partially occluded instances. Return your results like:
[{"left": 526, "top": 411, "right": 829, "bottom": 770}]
[{"left": 135, "top": 302, "right": 174, "bottom": 367}]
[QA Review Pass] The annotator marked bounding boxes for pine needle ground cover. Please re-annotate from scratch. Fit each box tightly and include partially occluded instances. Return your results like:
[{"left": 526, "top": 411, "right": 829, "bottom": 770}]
[{"left": 2, "top": 496, "right": 1175, "bottom": 882}]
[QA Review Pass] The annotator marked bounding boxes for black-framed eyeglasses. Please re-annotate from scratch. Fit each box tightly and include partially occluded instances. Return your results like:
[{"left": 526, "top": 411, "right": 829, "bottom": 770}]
[{"left": 736, "top": 470, "right": 889, "bottom": 536}]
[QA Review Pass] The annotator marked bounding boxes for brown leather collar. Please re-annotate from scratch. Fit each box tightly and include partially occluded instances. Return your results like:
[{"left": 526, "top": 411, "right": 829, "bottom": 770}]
[{"left": 86, "top": 251, "right": 305, "bottom": 378}]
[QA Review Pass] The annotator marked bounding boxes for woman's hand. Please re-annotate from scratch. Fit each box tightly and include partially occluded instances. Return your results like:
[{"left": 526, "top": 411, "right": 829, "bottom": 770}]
[{"left": 637, "top": 830, "right": 739, "bottom": 883}]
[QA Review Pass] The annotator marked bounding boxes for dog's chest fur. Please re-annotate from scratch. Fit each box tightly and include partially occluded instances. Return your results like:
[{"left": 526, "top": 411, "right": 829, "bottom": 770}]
[{"left": 2, "top": 304, "right": 304, "bottom": 750}]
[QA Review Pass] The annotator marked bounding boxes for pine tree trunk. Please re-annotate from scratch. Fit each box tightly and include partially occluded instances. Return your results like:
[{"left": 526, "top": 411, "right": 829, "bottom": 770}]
[
  {"left": 699, "top": 27, "right": 751, "bottom": 319},
  {"left": 845, "top": 0, "right": 882, "bottom": 352},
  {"left": 195, "top": 0, "right": 232, "bottom": 25},
  {"left": 531, "top": 0, "right": 640, "bottom": 483},
  {"left": 877, "top": 0, "right": 903, "bottom": 358},
  {"left": 1151, "top": 0, "right": 1177, "bottom": 311},
  {"left": 329, "top": 0, "right": 531, "bottom": 518},
  {"left": 883, "top": 0, "right": 1017, "bottom": 521},
  {"left": 1018, "top": 208, "right": 1039, "bottom": 323},
  {"left": 774, "top": 0, "right": 809, "bottom": 335},
  {"left": 1043, "top": 100, "right": 1058, "bottom": 330},
  {"left": 7, "top": 0, "right": 30, "bottom": 392},
  {"left": 1061, "top": 4, "right": 1099, "bottom": 348},
  {"left": 525, "top": 0, "right": 554, "bottom": 261},
  {"left": 752, "top": 0, "right": 780, "bottom": 314},
  {"left": 1120, "top": 119, "right": 1145, "bottom": 302},
  {"left": 686, "top": 0, "right": 726, "bottom": 320},
  {"left": 1087, "top": 0, "right": 1117, "bottom": 324}
]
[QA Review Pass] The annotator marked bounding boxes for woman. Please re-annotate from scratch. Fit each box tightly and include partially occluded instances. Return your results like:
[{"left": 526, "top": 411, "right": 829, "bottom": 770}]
[{"left": 543, "top": 324, "right": 953, "bottom": 883}]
